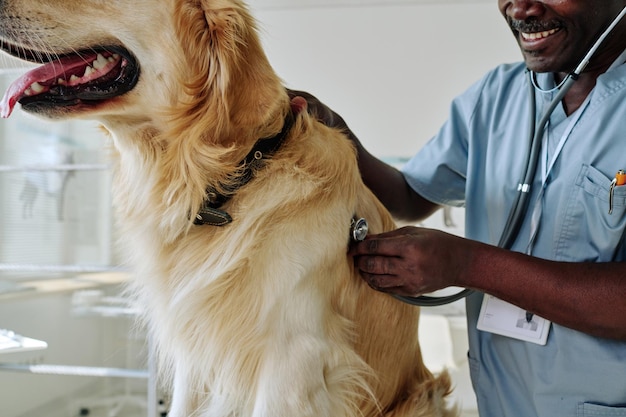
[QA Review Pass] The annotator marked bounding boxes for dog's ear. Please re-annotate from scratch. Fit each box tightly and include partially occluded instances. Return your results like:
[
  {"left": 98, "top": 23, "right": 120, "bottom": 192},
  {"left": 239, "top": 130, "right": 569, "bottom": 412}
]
[{"left": 174, "top": 0, "right": 256, "bottom": 128}]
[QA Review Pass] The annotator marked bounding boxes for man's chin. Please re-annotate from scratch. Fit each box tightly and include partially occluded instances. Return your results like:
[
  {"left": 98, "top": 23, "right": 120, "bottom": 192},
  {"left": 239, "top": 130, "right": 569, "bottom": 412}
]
[
  {"left": 522, "top": 51, "right": 578, "bottom": 76},
  {"left": 523, "top": 53, "right": 550, "bottom": 72}
]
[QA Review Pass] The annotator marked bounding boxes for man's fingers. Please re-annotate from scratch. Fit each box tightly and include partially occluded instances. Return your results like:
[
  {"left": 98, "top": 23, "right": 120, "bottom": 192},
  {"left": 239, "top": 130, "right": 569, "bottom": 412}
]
[
  {"left": 290, "top": 96, "right": 308, "bottom": 114},
  {"left": 354, "top": 253, "right": 399, "bottom": 276},
  {"left": 349, "top": 235, "right": 406, "bottom": 257},
  {"left": 361, "top": 273, "right": 403, "bottom": 293}
]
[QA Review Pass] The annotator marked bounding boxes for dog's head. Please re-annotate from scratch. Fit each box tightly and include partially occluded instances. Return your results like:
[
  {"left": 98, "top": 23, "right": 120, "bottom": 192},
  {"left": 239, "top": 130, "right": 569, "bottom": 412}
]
[{"left": 0, "top": 0, "right": 281, "bottom": 136}]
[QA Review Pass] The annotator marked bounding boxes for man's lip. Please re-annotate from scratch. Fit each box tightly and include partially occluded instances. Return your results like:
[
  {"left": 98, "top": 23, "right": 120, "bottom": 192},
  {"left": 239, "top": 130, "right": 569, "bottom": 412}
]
[{"left": 518, "top": 27, "right": 563, "bottom": 50}]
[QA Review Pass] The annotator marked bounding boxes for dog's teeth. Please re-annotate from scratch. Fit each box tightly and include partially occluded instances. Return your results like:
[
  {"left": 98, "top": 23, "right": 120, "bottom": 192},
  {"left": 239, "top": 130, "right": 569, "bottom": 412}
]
[
  {"left": 24, "top": 82, "right": 45, "bottom": 96},
  {"left": 57, "top": 78, "right": 66, "bottom": 85},
  {"left": 83, "top": 66, "right": 95, "bottom": 77},
  {"left": 70, "top": 75, "right": 80, "bottom": 83},
  {"left": 31, "top": 82, "right": 45, "bottom": 93},
  {"left": 92, "top": 53, "right": 109, "bottom": 70}
]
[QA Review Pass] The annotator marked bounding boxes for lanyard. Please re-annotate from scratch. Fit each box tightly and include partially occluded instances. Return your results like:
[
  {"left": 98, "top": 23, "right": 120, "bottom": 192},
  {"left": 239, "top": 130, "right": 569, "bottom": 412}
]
[
  {"left": 541, "top": 97, "right": 591, "bottom": 183},
  {"left": 526, "top": 94, "right": 592, "bottom": 255}
]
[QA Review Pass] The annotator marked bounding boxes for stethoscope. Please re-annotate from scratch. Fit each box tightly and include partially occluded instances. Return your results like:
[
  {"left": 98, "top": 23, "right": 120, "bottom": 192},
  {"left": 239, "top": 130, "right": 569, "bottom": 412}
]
[{"left": 393, "top": 6, "right": 626, "bottom": 307}]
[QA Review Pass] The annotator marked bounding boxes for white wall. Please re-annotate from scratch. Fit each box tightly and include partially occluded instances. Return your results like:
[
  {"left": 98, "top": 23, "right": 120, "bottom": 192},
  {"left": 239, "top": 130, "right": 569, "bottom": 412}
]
[{"left": 248, "top": 0, "right": 521, "bottom": 158}]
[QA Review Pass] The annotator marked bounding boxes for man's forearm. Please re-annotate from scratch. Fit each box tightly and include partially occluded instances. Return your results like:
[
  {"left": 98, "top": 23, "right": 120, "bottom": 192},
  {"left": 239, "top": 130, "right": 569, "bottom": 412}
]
[{"left": 462, "top": 241, "right": 626, "bottom": 340}]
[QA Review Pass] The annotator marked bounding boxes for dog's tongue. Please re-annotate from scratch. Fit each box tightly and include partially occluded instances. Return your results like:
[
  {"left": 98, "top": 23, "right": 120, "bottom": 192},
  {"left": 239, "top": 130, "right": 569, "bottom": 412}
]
[{"left": 0, "top": 52, "right": 99, "bottom": 118}]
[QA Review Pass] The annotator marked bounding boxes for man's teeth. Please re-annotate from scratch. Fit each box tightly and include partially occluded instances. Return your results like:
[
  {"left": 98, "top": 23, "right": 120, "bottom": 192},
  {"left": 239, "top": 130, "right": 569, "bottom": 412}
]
[
  {"left": 24, "top": 53, "right": 121, "bottom": 96},
  {"left": 521, "top": 28, "right": 559, "bottom": 40}
]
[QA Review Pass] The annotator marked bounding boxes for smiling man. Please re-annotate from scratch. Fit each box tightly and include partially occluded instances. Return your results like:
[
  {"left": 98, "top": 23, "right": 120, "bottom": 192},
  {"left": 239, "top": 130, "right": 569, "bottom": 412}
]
[{"left": 295, "top": 0, "right": 626, "bottom": 416}]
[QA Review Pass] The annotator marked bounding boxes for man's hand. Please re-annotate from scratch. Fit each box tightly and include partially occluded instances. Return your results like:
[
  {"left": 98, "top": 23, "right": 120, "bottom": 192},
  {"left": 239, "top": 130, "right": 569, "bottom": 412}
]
[
  {"left": 287, "top": 89, "right": 358, "bottom": 141},
  {"left": 349, "top": 226, "right": 471, "bottom": 297}
]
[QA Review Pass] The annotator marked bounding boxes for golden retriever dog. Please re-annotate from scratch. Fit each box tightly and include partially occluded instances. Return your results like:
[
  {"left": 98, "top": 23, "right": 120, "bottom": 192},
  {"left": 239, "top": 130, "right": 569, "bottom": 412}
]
[{"left": 0, "top": 1, "right": 453, "bottom": 415}]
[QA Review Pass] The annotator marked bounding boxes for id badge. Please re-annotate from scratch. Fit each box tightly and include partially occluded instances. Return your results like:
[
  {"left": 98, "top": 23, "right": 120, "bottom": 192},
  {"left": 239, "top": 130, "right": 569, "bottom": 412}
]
[{"left": 477, "top": 295, "right": 551, "bottom": 345}]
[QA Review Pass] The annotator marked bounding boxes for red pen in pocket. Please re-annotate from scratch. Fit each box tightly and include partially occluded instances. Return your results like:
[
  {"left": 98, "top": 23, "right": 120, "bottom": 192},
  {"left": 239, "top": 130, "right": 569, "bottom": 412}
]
[{"left": 609, "top": 170, "right": 626, "bottom": 214}]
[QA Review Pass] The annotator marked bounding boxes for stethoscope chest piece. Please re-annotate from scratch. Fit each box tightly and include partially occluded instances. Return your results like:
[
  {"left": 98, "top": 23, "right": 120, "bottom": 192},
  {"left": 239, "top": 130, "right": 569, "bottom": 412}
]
[{"left": 350, "top": 217, "right": 369, "bottom": 242}]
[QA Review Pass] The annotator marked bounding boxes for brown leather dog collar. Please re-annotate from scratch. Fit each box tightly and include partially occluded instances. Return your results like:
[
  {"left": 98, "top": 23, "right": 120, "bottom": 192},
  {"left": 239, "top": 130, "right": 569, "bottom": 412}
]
[{"left": 194, "top": 110, "right": 296, "bottom": 226}]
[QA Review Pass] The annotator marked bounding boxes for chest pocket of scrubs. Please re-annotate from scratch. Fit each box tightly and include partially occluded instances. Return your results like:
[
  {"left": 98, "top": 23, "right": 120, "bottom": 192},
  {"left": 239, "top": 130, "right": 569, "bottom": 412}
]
[
  {"left": 557, "top": 164, "right": 626, "bottom": 262},
  {"left": 579, "top": 402, "right": 626, "bottom": 416}
]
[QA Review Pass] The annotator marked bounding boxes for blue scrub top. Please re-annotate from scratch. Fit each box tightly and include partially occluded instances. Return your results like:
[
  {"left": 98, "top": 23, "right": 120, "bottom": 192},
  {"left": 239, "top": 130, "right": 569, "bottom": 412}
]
[{"left": 402, "top": 62, "right": 626, "bottom": 416}]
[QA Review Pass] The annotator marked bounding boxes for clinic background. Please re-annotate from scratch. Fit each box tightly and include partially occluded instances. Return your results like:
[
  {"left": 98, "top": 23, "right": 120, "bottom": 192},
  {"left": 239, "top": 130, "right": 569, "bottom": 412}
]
[{"left": 0, "top": 1, "right": 520, "bottom": 416}]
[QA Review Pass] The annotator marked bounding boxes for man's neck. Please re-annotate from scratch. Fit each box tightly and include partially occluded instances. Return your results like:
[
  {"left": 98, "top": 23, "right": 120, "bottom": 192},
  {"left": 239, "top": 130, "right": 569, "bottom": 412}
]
[
  {"left": 555, "top": 44, "right": 626, "bottom": 115},
  {"left": 555, "top": 71, "right": 597, "bottom": 116}
]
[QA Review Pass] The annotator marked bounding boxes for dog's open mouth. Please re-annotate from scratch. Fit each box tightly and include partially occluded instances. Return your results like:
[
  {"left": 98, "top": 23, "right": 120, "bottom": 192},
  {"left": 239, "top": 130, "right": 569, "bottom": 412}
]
[{"left": 0, "top": 47, "right": 140, "bottom": 118}]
